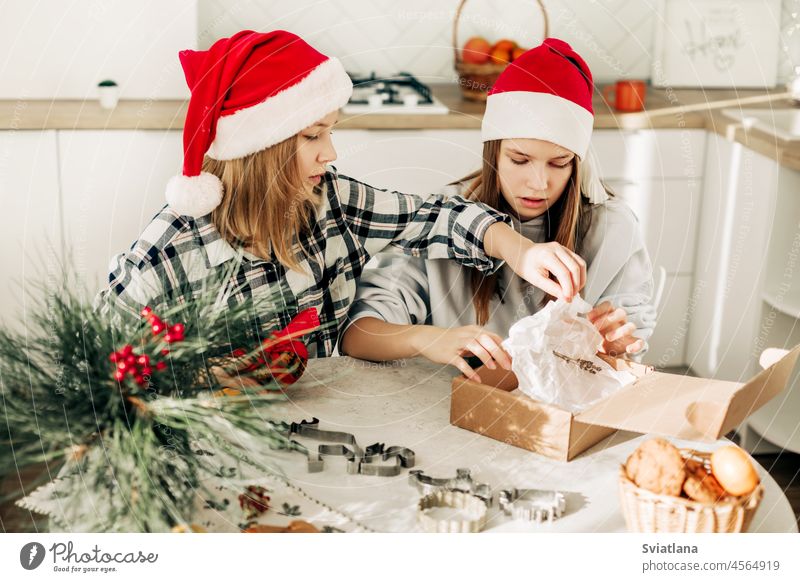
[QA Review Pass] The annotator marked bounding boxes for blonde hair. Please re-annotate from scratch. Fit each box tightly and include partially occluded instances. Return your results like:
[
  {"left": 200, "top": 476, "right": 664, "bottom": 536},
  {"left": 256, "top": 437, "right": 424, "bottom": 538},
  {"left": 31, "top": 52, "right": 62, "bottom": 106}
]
[
  {"left": 461, "top": 140, "right": 597, "bottom": 325},
  {"left": 203, "top": 136, "right": 319, "bottom": 272}
]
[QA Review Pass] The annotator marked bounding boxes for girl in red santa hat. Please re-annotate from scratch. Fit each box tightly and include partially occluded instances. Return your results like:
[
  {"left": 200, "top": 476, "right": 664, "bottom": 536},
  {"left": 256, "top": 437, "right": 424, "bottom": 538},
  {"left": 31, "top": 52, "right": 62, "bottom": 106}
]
[
  {"left": 342, "top": 38, "right": 656, "bottom": 381},
  {"left": 96, "top": 30, "right": 586, "bottom": 359}
]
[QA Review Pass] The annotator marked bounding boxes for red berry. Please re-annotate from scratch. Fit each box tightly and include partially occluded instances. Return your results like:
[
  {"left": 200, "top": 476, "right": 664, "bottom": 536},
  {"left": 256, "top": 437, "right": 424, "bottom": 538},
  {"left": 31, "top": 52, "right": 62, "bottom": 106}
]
[
  {"left": 155, "top": 361, "right": 167, "bottom": 371},
  {"left": 161, "top": 349, "right": 170, "bottom": 356},
  {"left": 118, "top": 361, "right": 128, "bottom": 371},
  {"left": 113, "top": 370, "right": 125, "bottom": 381},
  {"left": 109, "top": 352, "right": 120, "bottom": 362},
  {"left": 140, "top": 306, "right": 152, "bottom": 317},
  {"left": 140, "top": 366, "right": 152, "bottom": 376},
  {"left": 137, "top": 355, "right": 150, "bottom": 366},
  {"left": 121, "top": 344, "right": 133, "bottom": 356}
]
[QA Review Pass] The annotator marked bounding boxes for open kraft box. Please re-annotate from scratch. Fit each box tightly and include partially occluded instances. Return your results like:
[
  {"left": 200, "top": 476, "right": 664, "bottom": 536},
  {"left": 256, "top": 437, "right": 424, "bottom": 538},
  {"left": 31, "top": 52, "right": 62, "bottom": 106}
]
[{"left": 450, "top": 344, "right": 800, "bottom": 462}]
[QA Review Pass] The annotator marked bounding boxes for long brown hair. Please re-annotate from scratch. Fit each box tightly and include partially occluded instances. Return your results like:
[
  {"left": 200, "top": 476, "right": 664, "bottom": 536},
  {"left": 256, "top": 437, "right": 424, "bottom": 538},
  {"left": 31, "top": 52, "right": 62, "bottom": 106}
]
[
  {"left": 203, "top": 136, "right": 319, "bottom": 272},
  {"left": 463, "top": 139, "right": 597, "bottom": 325}
]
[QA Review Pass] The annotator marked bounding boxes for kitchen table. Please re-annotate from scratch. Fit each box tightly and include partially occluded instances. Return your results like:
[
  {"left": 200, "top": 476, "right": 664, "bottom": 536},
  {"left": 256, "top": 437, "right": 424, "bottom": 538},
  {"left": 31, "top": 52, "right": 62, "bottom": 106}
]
[{"left": 213, "top": 356, "right": 797, "bottom": 533}]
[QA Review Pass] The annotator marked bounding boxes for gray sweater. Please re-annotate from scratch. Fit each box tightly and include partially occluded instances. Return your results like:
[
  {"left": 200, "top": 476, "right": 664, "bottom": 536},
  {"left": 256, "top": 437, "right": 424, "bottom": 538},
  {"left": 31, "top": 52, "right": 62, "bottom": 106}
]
[{"left": 344, "top": 186, "right": 657, "bottom": 355}]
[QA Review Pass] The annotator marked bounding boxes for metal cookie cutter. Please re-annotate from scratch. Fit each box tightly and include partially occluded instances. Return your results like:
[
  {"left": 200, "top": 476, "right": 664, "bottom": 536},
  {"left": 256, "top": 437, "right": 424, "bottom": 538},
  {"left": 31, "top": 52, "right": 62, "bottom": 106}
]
[
  {"left": 417, "top": 489, "right": 488, "bottom": 533},
  {"left": 286, "top": 418, "right": 415, "bottom": 477},
  {"left": 497, "top": 488, "right": 566, "bottom": 523},
  {"left": 408, "top": 468, "right": 492, "bottom": 506}
]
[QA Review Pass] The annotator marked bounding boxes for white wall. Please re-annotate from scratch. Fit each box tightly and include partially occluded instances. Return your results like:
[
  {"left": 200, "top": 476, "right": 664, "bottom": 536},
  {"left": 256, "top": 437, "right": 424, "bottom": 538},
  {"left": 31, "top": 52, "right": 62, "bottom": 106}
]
[
  {"left": 0, "top": 0, "right": 197, "bottom": 99},
  {"left": 199, "top": 0, "right": 800, "bottom": 84}
]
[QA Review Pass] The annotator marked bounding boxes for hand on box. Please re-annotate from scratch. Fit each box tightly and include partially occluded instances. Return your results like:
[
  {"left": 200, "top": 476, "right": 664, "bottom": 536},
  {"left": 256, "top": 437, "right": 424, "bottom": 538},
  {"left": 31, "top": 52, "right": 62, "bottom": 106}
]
[
  {"left": 587, "top": 301, "right": 644, "bottom": 357},
  {"left": 412, "top": 325, "right": 512, "bottom": 383}
]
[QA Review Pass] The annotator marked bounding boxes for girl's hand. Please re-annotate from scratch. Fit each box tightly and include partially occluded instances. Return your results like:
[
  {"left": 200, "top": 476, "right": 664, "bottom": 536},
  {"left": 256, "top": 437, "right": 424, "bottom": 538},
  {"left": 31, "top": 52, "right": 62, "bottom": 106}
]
[
  {"left": 412, "top": 325, "right": 512, "bottom": 383},
  {"left": 484, "top": 224, "right": 586, "bottom": 301},
  {"left": 510, "top": 240, "right": 586, "bottom": 301},
  {"left": 587, "top": 301, "right": 644, "bottom": 356}
]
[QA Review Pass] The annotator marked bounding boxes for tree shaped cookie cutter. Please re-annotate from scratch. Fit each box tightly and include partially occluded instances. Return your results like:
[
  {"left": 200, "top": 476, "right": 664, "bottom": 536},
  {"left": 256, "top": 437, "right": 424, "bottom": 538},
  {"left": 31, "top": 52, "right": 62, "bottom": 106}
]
[{"left": 285, "top": 417, "right": 415, "bottom": 477}]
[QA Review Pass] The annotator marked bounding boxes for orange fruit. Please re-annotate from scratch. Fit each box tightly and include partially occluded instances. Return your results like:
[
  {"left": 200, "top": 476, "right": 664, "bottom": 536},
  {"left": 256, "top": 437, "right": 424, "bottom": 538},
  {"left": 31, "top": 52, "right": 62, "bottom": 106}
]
[
  {"left": 462, "top": 37, "right": 492, "bottom": 64},
  {"left": 489, "top": 46, "right": 512, "bottom": 65},
  {"left": 492, "top": 39, "right": 517, "bottom": 53},
  {"left": 511, "top": 47, "right": 526, "bottom": 61}
]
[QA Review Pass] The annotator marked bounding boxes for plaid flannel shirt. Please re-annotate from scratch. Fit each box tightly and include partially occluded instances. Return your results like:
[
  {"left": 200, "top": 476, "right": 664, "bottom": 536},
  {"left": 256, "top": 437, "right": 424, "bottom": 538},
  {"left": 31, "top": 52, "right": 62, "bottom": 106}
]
[{"left": 95, "top": 168, "right": 509, "bottom": 357}]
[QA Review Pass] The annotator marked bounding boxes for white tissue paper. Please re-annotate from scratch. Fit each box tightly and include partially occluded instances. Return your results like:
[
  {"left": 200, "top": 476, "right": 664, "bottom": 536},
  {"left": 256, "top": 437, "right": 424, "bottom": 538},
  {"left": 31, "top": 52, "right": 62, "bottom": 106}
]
[{"left": 502, "top": 296, "right": 635, "bottom": 413}]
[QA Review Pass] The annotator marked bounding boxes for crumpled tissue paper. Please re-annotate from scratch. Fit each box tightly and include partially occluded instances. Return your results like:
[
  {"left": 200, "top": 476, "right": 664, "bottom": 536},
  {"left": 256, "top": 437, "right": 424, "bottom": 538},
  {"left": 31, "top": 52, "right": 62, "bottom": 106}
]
[{"left": 502, "top": 296, "right": 635, "bottom": 413}]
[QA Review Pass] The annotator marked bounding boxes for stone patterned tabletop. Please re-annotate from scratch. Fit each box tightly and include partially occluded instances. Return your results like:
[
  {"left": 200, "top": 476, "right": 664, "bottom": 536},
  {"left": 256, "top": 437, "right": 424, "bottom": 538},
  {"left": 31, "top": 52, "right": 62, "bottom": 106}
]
[{"left": 231, "top": 355, "right": 797, "bottom": 533}]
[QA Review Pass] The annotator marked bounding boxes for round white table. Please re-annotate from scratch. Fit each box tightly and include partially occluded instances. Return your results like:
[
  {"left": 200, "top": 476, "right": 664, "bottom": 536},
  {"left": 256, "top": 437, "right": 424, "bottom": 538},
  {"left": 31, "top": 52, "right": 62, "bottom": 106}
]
[{"left": 249, "top": 356, "right": 797, "bottom": 533}]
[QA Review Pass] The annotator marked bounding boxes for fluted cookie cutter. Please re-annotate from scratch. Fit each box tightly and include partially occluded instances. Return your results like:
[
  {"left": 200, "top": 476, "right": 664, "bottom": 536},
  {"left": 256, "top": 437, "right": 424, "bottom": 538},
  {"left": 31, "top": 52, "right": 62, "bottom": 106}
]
[
  {"left": 408, "top": 468, "right": 492, "bottom": 506},
  {"left": 285, "top": 418, "right": 415, "bottom": 476},
  {"left": 497, "top": 488, "right": 566, "bottom": 522},
  {"left": 417, "top": 489, "right": 488, "bottom": 533}
]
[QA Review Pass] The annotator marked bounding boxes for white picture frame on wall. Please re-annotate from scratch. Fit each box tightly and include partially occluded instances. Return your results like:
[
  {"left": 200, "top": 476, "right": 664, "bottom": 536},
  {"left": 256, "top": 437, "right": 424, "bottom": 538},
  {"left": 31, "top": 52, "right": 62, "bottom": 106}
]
[{"left": 651, "top": 0, "right": 781, "bottom": 88}]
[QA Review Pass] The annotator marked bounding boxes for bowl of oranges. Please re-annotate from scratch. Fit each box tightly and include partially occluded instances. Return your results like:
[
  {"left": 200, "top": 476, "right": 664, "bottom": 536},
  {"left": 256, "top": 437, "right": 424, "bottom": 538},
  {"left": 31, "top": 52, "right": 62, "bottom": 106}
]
[{"left": 453, "top": 0, "right": 549, "bottom": 101}]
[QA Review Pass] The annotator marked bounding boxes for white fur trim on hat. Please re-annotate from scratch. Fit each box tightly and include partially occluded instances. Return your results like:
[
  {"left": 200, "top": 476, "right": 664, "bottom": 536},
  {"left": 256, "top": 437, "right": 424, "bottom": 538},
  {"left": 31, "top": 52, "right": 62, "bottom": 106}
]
[
  {"left": 481, "top": 91, "right": 594, "bottom": 159},
  {"left": 166, "top": 172, "right": 223, "bottom": 218},
  {"left": 206, "top": 57, "right": 353, "bottom": 161}
]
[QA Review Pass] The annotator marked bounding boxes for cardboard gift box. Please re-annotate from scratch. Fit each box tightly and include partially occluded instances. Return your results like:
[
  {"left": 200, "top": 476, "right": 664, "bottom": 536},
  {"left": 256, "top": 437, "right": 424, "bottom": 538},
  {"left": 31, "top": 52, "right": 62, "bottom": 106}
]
[{"left": 450, "top": 345, "right": 800, "bottom": 462}]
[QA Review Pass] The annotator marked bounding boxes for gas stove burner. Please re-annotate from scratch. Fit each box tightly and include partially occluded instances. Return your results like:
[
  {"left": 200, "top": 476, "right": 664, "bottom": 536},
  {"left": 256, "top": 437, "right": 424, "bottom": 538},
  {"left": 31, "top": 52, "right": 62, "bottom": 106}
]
[{"left": 344, "top": 72, "right": 448, "bottom": 115}]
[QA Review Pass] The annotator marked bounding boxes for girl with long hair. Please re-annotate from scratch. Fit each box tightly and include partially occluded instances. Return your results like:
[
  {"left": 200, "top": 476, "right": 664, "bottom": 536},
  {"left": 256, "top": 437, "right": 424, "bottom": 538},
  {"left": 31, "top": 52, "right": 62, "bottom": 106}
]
[{"left": 342, "top": 38, "right": 656, "bottom": 381}]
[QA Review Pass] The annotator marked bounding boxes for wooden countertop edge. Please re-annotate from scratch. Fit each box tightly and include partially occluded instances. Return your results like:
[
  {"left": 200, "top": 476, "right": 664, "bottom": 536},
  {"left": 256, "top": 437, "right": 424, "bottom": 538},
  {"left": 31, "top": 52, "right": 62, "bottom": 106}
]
[{"left": 2, "top": 86, "right": 799, "bottom": 171}]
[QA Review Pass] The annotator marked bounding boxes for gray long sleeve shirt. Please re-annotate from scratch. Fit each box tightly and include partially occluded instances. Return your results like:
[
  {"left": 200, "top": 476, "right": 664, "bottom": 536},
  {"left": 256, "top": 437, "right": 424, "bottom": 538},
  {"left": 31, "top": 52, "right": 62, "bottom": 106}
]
[{"left": 345, "top": 188, "right": 657, "bottom": 354}]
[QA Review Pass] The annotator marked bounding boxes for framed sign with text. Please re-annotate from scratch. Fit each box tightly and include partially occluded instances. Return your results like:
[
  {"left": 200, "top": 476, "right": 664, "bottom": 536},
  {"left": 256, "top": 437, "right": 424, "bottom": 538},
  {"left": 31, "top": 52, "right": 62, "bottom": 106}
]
[{"left": 651, "top": 0, "right": 781, "bottom": 88}]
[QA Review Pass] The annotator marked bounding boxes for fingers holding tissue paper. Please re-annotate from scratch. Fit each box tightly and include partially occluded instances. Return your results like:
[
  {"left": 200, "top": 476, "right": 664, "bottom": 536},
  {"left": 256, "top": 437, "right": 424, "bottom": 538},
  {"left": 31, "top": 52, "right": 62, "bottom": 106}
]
[{"left": 587, "top": 301, "right": 645, "bottom": 356}]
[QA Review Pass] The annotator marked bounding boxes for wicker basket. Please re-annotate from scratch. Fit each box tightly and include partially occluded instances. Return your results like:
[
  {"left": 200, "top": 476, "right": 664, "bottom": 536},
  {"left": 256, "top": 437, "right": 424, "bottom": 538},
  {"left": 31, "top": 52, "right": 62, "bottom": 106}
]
[
  {"left": 618, "top": 449, "right": 764, "bottom": 533},
  {"left": 453, "top": 0, "right": 549, "bottom": 101}
]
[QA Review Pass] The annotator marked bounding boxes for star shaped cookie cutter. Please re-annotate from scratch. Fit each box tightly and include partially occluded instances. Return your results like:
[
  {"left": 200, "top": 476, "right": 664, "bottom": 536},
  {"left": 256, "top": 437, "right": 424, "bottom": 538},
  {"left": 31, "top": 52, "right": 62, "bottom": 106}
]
[{"left": 497, "top": 488, "right": 566, "bottom": 522}]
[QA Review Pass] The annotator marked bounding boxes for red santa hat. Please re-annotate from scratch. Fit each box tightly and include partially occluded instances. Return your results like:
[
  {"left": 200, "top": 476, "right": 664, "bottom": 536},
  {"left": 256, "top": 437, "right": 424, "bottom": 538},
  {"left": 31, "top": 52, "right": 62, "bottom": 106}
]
[
  {"left": 166, "top": 30, "right": 353, "bottom": 217},
  {"left": 481, "top": 38, "right": 607, "bottom": 203}
]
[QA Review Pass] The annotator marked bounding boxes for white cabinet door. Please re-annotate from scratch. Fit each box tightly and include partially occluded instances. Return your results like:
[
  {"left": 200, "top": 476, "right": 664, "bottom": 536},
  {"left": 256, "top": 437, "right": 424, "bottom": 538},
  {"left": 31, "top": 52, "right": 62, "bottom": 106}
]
[
  {"left": 644, "top": 274, "right": 694, "bottom": 368},
  {"left": 0, "top": 130, "right": 61, "bottom": 330},
  {"left": 592, "top": 129, "right": 706, "bottom": 180},
  {"left": 332, "top": 130, "right": 483, "bottom": 194},
  {"left": 58, "top": 130, "right": 182, "bottom": 295},
  {"left": 605, "top": 178, "right": 702, "bottom": 275},
  {"left": 687, "top": 133, "right": 780, "bottom": 381}
]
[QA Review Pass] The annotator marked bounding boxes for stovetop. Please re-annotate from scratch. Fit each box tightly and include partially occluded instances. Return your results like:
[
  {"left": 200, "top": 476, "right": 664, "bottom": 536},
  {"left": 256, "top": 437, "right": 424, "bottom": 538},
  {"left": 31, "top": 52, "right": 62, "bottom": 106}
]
[{"left": 343, "top": 72, "right": 449, "bottom": 115}]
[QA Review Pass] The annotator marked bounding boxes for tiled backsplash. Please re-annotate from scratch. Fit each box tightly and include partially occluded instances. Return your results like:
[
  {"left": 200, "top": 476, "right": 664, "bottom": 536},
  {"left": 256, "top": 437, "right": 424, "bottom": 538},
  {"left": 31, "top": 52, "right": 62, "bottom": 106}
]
[{"left": 200, "top": 0, "right": 800, "bottom": 84}]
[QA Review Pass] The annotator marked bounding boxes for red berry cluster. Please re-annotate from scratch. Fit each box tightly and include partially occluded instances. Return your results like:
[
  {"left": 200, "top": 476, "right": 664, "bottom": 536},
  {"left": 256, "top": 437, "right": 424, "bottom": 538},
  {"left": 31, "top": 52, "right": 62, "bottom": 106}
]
[{"left": 109, "top": 307, "right": 186, "bottom": 386}]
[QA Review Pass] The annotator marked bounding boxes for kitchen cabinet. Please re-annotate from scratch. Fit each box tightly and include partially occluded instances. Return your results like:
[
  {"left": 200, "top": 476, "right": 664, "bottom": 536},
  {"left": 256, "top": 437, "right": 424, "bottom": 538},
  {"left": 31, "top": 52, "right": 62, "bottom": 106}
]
[
  {"left": 739, "top": 164, "right": 800, "bottom": 454},
  {"left": 687, "top": 132, "right": 780, "bottom": 382},
  {"left": 58, "top": 130, "right": 182, "bottom": 295},
  {"left": 595, "top": 129, "right": 706, "bottom": 368},
  {"left": 0, "top": 130, "right": 61, "bottom": 331},
  {"left": 332, "top": 130, "right": 484, "bottom": 194}
]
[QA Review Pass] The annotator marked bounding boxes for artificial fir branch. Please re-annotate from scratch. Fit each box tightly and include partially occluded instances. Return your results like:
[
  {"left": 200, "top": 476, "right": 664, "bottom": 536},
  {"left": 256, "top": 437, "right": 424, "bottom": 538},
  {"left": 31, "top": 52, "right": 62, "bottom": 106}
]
[{"left": 0, "top": 262, "right": 325, "bottom": 531}]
